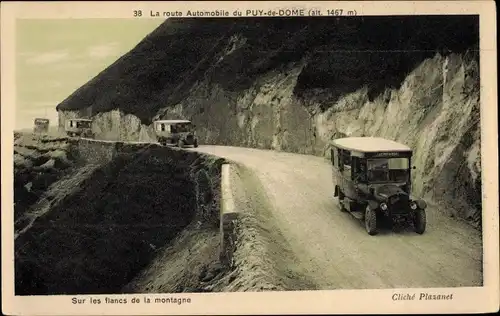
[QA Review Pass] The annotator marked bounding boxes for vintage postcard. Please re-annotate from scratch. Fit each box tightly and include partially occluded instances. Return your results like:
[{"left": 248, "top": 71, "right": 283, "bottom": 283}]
[{"left": 1, "top": 1, "right": 498, "bottom": 315}]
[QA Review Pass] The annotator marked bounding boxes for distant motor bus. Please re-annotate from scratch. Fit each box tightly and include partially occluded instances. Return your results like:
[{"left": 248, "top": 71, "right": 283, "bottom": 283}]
[
  {"left": 65, "top": 118, "right": 95, "bottom": 139},
  {"left": 153, "top": 119, "right": 199, "bottom": 148},
  {"left": 33, "top": 118, "right": 49, "bottom": 134}
]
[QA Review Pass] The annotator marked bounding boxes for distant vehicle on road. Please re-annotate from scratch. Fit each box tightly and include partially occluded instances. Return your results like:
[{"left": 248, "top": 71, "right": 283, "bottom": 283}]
[
  {"left": 153, "top": 119, "right": 199, "bottom": 148},
  {"left": 331, "top": 137, "right": 427, "bottom": 235},
  {"left": 33, "top": 118, "right": 49, "bottom": 134},
  {"left": 65, "top": 118, "right": 95, "bottom": 139}
]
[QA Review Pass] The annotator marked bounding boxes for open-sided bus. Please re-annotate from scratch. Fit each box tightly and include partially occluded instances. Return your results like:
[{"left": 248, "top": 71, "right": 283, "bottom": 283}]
[
  {"left": 331, "top": 137, "right": 427, "bottom": 235},
  {"left": 153, "top": 119, "right": 199, "bottom": 148},
  {"left": 65, "top": 118, "right": 94, "bottom": 139}
]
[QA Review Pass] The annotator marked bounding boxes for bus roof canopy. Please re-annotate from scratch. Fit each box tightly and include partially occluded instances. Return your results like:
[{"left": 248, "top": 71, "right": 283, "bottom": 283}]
[
  {"left": 331, "top": 137, "right": 412, "bottom": 153},
  {"left": 154, "top": 120, "right": 191, "bottom": 124}
]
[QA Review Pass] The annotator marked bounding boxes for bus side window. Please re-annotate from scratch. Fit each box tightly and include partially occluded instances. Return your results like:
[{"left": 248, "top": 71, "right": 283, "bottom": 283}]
[
  {"left": 351, "top": 157, "right": 357, "bottom": 180},
  {"left": 352, "top": 157, "right": 363, "bottom": 180},
  {"left": 338, "top": 149, "right": 344, "bottom": 171},
  {"left": 359, "top": 160, "right": 367, "bottom": 182},
  {"left": 342, "top": 150, "right": 351, "bottom": 167}
]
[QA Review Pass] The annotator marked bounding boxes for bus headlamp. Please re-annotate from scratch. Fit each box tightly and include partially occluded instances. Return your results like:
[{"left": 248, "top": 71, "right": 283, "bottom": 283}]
[
  {"left": 380, "top": 203, "right": 388, "bottom": 211},
  {"left": 410, "top": 201, "right": 418, "bottom": 210}
]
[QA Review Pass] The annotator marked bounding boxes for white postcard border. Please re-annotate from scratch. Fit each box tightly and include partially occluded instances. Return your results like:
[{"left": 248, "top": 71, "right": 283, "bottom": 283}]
[{"left": 1, "top": 1, "right": 498, "bottom": 315}]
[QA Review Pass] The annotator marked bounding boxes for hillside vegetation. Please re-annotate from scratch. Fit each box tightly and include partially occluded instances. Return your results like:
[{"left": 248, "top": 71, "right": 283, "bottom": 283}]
[
  {"left": 15, "top": 143, "right": 226, "bottom": 295},
  {"left": 56, "top": 16, "right": 479, "bottom": 121}
]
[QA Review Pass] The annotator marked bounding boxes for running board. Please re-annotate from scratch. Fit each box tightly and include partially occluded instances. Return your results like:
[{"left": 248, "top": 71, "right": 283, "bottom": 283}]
[
  {"left": 342, "top": 198, "right": 366, "bottom": 220},
  {"left": 350, "top": 211, "right": 365, "bottom": 220}
]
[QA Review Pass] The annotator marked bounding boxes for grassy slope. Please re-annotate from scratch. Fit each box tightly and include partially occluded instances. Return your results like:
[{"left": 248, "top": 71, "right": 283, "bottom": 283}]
[
  {"left": 56, "top": 16, "right": 479, "bottom": 124},
  {"left": 15, "top": 144, "right": 225, "bottom": 295}
]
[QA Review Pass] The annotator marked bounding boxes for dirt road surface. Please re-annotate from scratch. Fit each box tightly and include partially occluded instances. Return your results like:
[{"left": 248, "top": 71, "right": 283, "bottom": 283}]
[{"left": 191, "top": 145, "right": 483, "bottom": 289}]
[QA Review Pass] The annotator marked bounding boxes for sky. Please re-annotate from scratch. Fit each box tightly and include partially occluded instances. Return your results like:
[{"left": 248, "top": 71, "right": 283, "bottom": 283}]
[{"left": 15, "top": 18, "right": 164, "bottom": 130}]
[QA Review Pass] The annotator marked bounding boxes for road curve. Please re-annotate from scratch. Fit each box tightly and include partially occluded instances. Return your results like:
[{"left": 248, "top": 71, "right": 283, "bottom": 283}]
[{"left": 191, "top": 145, "right": 483, "bottom": 289}]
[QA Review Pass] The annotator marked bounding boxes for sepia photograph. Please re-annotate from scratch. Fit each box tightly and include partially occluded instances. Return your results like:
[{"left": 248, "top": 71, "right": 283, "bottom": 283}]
[{"left": 1, "top": 1, "right": 498, "bottom": 315}]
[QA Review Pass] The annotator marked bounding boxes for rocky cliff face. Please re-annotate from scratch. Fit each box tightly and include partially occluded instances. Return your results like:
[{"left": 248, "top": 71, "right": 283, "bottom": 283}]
[
  {"left": 157, "top": 51, "right": 481, "bottom": 226},
  {"left": 56, "top": 16, "right": 481, "bottom": 227},
  {"left": 58, "top": 108, "right": 155, "bottom": 142}
]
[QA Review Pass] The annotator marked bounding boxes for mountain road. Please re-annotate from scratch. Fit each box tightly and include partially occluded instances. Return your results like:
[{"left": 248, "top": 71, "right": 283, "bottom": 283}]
[{"left": 191, "top": 145, "right": 483, "bottom": 289}]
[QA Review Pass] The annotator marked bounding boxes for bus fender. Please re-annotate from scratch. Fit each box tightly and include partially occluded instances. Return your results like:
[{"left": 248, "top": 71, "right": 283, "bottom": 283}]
[
  {"left": 415, "top": 199, "right": 427, "bottom": 209},
  {"left": 367, "top": 200, "right": 379, "bottom": 211}
]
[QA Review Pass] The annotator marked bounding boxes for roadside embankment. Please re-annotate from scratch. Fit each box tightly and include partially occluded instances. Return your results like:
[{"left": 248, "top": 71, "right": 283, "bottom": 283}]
[
  {"left": 124, "top": 162, "right": 317, "bottom": 292},
  {"left": 14, "top": 138, "right": 226, "bottom": 295},
  {"left": 214, "top": 163, "right": 317, "bottom": 291}
]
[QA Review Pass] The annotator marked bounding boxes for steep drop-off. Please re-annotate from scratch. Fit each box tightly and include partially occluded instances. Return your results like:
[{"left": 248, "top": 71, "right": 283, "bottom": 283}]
[
  {"left": 15, "top": 143, "right": 226, "bottom": 295},
  {"left": 56, "top": 16, "right": 481, "bottom": 227}
]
